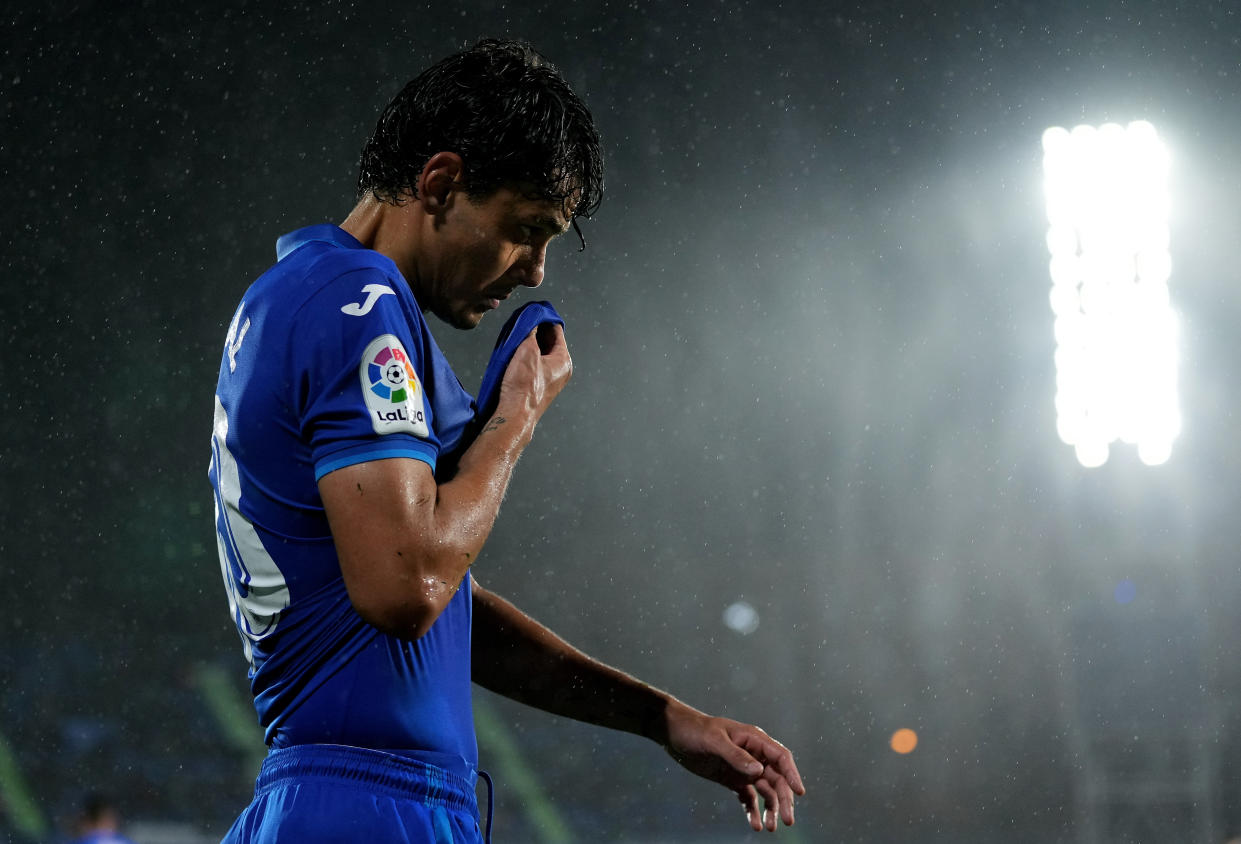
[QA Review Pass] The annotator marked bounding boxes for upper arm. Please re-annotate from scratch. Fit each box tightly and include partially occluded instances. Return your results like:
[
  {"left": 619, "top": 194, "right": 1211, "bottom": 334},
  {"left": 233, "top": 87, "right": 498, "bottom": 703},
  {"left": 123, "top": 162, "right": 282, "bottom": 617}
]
[
  {"left": 293, "top": 264, "right": 441, "bottom": 484},
  {"left": 292, "top": 263, "right": 457, "bottom": 638},
  {"left": 319, "top": 456, "right": 452, "bottom": 639}
]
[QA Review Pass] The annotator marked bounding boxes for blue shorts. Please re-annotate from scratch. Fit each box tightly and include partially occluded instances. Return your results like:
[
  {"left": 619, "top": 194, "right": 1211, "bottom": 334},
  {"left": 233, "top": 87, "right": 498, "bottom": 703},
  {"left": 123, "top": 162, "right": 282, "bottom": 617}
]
[{"left": 222, "top": 744, "right": 486, "bottom": 844}]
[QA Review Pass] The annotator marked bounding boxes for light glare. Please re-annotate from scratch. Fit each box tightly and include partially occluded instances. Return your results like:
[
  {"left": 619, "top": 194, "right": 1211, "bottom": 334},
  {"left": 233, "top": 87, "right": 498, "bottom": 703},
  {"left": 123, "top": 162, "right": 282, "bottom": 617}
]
[
  {"left": 723, "top": 601, "right": 760, "bottom": 636},
  {"left": 1042, "top": 121, "right": 1179, "bottom": 467}
]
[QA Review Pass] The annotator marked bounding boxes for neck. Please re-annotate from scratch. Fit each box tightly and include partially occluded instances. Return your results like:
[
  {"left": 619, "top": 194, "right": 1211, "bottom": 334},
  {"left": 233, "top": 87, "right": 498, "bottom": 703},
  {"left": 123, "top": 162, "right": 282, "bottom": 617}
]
[{"left": 340, "top": 196, "right": 423, "bottom": 291}]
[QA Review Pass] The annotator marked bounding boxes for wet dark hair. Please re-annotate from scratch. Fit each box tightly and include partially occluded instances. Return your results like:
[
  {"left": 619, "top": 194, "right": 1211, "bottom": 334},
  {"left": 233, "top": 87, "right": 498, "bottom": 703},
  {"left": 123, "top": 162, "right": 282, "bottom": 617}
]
[{"left": 357, "top": 38, "right": 603, "bottom": 245}]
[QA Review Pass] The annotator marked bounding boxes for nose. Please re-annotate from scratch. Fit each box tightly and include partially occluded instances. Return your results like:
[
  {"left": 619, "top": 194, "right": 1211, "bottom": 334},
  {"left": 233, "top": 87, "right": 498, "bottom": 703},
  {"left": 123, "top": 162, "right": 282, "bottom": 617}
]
[{"left": 513, "top": 244, "right": 546, "bottom": 288}]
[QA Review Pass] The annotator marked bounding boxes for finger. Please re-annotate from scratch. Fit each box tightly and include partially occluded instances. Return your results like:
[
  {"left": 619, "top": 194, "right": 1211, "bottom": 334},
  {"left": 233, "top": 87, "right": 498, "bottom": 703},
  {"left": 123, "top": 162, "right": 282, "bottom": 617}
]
[
  {"left": 754, "top": 759, "right": 798, "bottom": 818},
  {"left": 737, "top": 785, "right": 762, "bottom": 832},
  {"left": 754, "top": 777, "right": 780, "bottom": 832},
  {"left": 768, "top": 770, "right": 796, "bottom": 826},
  {"left": 739, "top": 732, "right": 806, "bottom": 795},
  {"left": 717, "top": 735, "right": 765, "bottom": 781}
]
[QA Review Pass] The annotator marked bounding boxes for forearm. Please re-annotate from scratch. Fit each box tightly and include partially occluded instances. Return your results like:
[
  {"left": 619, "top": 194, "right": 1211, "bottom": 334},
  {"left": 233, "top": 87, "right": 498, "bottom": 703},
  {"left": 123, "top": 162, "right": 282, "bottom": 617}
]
[
  {"left": 322, "top": 409, "right": 539, "bottom": 640},
  {"left": 426, "top": 410, "right": 537, "bottom": 568},
  {"left": 471, "top": 581, "right": 684, "bottom": 744},
  {"left": 470, "top": 587, "right": 807, "bottom": 836},
  {"left": 324, "top": 327, "right": 572, "bottom": 641}
]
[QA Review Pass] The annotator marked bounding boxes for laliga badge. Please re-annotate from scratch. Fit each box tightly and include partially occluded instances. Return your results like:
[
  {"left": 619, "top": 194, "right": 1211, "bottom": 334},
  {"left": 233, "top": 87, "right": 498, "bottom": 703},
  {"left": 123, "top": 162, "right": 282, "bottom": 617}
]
[{"left": 359, "top": 334, "right": 429, "bottom": 437}]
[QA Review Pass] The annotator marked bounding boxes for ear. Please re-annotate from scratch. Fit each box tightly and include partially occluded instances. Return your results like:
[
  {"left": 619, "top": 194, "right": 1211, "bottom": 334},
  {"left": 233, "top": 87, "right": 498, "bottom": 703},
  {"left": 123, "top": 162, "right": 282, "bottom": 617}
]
[{"left": 417, "top": 151, "right": 465, "bottom": 211}]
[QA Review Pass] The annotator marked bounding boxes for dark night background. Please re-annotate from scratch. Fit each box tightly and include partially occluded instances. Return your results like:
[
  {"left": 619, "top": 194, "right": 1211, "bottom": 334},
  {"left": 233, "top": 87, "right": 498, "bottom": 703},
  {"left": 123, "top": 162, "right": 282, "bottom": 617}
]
[{"left": 4, "top": 1, "right": 1241, "bottom": 841}]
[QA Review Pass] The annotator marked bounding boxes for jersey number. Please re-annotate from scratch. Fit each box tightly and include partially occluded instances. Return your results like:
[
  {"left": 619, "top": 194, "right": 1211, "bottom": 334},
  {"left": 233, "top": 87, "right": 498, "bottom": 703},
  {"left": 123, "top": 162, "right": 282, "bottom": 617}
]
[
  {"left": 209, "top": 396, "right": 290, "bottom": 667},
  {"left": 225, "top": 305, "right": 251, "bottom": 373}
]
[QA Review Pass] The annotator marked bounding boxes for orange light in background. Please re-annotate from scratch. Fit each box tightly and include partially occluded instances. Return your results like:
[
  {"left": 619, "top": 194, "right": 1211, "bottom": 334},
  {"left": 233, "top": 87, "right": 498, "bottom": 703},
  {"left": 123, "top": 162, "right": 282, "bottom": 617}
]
[{"left": 890, "top": 728, "right": 918, "bottom": 754}]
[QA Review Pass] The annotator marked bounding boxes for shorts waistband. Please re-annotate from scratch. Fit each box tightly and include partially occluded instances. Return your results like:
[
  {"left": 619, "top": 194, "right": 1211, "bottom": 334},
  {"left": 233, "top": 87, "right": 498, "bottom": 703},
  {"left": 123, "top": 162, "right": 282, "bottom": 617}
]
[{"left": 255, "top": 744, "right": 478, "bottom": 816}]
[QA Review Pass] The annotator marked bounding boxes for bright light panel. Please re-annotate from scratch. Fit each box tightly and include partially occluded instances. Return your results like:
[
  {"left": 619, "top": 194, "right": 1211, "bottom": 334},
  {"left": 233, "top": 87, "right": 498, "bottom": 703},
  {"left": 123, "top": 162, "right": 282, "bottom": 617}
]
[{"left": 1041, "top": 121, "right": 1180, "bottom": 467}]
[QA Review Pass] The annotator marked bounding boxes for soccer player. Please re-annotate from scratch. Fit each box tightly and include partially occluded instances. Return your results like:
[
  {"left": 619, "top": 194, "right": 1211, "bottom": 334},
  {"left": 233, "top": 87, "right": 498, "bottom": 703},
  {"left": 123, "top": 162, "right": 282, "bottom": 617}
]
[
  {"left": 68, "top": 794, "right": 137, "bottom": 844},
  {"left": 209, "top": 38, "right": 804, "bottom": 842}
]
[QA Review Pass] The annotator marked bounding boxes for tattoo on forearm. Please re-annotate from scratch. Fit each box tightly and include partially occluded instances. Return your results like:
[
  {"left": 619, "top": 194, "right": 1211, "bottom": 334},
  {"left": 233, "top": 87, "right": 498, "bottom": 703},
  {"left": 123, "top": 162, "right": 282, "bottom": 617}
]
[{"left": 482, "top": 416, "right": 507, "bottom": 434}]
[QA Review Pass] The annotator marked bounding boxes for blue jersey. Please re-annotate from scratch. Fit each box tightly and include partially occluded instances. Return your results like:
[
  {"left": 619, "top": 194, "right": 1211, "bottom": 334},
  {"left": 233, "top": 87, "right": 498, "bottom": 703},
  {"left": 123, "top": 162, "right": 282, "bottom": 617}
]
[
  {"left": 70, "top": 834, "right": 137, "bottom": 844},
  {"left": 208, "top": 224, "right": 479, "bottom": 779}
]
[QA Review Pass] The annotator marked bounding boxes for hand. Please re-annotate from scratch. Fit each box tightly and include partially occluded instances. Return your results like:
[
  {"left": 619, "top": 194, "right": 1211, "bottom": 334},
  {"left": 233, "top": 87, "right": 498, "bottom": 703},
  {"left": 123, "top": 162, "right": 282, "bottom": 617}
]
[
  {"left": 496, "top": 324, "right": 572, "bottom": 420},
  {"left": 662, "top": 702, "right": 806, "bottom": 832}
]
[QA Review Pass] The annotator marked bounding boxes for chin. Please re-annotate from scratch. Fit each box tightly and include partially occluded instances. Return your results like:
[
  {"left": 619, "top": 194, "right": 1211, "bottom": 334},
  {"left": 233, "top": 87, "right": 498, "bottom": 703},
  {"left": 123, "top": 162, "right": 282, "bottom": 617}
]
[{"left": 433, "top": 304, "right": 486, "bottom": 330}]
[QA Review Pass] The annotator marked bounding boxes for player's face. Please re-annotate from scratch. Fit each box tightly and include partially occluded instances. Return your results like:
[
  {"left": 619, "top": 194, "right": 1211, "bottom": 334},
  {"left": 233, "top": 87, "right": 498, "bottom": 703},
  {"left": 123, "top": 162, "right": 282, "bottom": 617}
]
[{"left": 427, "top": 186, "right": 572, "bottom": 330}]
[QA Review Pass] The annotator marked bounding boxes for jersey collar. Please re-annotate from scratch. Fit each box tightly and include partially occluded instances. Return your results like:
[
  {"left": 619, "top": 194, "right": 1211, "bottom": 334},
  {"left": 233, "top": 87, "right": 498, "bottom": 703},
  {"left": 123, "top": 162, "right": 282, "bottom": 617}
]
[{"left": 275, "top": 224, "right": 366, "bottom": 261}]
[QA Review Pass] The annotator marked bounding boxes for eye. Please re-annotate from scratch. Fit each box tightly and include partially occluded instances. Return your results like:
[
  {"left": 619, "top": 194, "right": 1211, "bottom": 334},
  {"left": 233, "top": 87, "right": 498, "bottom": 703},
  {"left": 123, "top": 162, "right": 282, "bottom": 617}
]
[{"left": 516, "top": 224, "right": 535, "bottom": 244}]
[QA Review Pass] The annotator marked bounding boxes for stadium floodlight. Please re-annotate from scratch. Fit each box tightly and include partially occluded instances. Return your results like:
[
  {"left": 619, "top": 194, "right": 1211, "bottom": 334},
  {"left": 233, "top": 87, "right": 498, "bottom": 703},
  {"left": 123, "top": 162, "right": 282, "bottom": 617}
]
[{"left": 1041, "top": 121, "right": 1180, "bottom": 467}]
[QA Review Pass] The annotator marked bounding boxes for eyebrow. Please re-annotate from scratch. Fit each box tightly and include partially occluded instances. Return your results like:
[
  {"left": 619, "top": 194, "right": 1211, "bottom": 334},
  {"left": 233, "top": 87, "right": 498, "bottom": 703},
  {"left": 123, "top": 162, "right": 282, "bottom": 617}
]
[{"left": 529, "top": 215, "right": 572, "bottom": 237}]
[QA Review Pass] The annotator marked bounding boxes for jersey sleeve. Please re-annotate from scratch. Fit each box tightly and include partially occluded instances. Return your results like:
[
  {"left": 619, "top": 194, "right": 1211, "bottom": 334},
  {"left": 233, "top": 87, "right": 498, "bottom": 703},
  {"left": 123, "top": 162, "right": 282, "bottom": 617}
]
[{"left": 290, "top": 266, "right": 440, "bottom": 480}]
